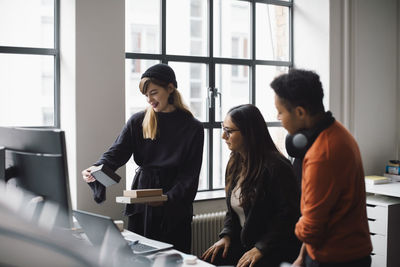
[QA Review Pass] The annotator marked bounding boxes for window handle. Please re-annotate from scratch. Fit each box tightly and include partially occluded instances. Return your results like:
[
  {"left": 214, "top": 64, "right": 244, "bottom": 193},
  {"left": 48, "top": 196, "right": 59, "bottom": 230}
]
[
  {"left": 208, "top": 87, "right": 221, "bottom": 108},
  {"left": 207, "top": 87, "right": 214, "bottom": 108},
  {"left": 216, "top": 90, "right": 221, "bottom": 108}
]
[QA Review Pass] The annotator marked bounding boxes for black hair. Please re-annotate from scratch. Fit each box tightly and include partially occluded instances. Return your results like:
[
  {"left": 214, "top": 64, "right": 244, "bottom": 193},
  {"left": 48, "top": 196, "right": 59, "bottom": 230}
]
[
  {"left": 225, "top": 104, "right": 282, "bottom": 210},
  {"left": 270, "top": 69, "right": 325, "bottom": 115}
]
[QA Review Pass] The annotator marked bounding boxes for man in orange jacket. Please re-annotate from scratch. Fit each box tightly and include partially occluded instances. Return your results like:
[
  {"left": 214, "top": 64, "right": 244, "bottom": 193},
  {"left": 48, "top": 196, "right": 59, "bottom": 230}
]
[{"left": 271, "top": 69, "right": 372, "bottom": 267}]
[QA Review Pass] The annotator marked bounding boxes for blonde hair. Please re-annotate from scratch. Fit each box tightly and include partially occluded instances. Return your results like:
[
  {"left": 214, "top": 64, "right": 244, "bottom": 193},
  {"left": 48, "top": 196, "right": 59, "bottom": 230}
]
[{"left": 139, "top": 77, "right": 193, "bottom": 140}]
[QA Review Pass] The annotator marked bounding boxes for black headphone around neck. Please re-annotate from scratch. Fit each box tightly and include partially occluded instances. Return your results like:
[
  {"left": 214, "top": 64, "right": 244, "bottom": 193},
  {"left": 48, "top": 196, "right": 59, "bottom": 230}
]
[{"left": 285, "top": 111, "right": 335, "bottom": 159}]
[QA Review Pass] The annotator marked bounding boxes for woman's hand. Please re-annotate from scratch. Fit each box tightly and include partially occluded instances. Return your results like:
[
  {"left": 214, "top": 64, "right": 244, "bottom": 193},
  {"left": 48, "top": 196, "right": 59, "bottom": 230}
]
[
  {"left": 236, "top": 247, "right": 263, "bottom": 267},
  {"left": 82, "top": 166, "right": 96, "bottom": 183},
  {"left": 201, "top": 236, "right": 231, "bottom": 263}
]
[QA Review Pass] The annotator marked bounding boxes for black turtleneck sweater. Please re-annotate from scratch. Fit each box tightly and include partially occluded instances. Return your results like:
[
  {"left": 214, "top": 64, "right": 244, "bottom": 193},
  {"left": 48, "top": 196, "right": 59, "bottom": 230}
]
[{"left": 89, "top": 109, "right": 204, "bottom": 215}]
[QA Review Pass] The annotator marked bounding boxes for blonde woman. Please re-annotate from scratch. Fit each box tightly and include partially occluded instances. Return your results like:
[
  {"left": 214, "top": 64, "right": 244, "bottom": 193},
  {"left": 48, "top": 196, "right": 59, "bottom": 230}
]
[{"left": 82, "top": 64, "right": 204, "bottom": 253}]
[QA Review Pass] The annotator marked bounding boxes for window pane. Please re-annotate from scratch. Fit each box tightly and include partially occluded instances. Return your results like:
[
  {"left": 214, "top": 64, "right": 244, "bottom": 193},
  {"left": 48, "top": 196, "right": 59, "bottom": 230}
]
[
  {"left": 213, "top": 128, "right": 229, "bottom": 189},
  {"left": 214, "top": 0, "right": 250, "bottom": 59},
  {"left": 123, "top": 0, "right": 292, "bottom": 192},
  {"left": 191, "top": 0, "right": 202, "bottom": 17},
  {"left": 125, "top": 59, "right": 159, "bottom": 189},
  {"left": 0, "top": 54, "right": 54, "bottom": 126},
  {"left": 125, "top": 59, "right": 159, "bottom": 118},
  {"left": 197, "top": 129, "right": 208, "bottom": 190},
  {"left": 256, "top": 4, "right": 289, "bottom": 61},
  {"left": 268, "top": 126, "right": 288, "bottom": 158},
  {"left": 215, "top": 64, "right": 250, "bottom": 122},
  {"left": 0, "top": 0, "right": 54, "bottom": 48},
  {"left": 167, "top": 0, "right": 208, "bottom": 56},
  {"left": 125, "top": 0, "right": 160, "bottom": 53},
  {"left": 168, "top": 62, "right": 207, "bottom": 121},
  {"left": 255, "top": 65, "right": 288, "bottom": 121}
]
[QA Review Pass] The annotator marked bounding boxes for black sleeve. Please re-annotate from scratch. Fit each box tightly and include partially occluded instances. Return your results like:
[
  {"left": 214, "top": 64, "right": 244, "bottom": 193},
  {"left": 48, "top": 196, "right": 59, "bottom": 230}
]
[
  {"left": 87, "top": 114, "right": 140, "bottom": 204},
  {"left": 254, "top": 160, "right": 300, "bottom": 255},
  {"left": 87, "top": 181, "right": 106, "bottom": 203},
  {"left": 94, "top": 118, "right": 136, "bottom": 171},
  {"left": 163, "top": 123, "right": 204, "bottom": 228}
]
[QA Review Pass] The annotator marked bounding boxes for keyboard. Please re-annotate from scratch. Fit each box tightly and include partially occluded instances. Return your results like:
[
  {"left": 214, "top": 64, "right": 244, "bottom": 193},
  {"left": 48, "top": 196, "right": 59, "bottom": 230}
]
[{"left": 129, "top": 241, "right": 158, "bottom": 253}]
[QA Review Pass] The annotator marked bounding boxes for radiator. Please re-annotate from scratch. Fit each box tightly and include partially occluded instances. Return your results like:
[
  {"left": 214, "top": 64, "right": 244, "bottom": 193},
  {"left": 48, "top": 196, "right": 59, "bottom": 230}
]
[{"left": 191, "top": 211, "right": 226, "bottom": 257}]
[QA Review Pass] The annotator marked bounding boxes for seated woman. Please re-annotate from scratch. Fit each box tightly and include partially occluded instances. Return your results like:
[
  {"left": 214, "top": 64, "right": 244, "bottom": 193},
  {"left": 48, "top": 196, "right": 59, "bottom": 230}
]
[{"left": 202, "top": 104, "right": 301, "bottom": 267}]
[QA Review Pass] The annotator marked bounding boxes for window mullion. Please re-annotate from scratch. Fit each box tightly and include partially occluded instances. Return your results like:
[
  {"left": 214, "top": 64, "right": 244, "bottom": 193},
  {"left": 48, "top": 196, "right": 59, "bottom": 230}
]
[
  {"left": 55, "top": 0, "right": 60, "bottom": 128},
  {"left": 289, "top": 1, "right": 294, "bottom": 66},
  {"left": 208, "top": 0, "right": 215, "bottom": 190},
  {"left": 124, "top": 0, "right": 293, "bottom": 191},
  {"left": 250, "top": 0, "right": 256, "bottom": 105},
  {"left": 161, "top": 0, "right": 167, "bottom": 63}
]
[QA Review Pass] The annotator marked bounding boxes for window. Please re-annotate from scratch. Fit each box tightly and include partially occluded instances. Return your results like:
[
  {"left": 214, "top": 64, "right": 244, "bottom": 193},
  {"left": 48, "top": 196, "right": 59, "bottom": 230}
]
[
  {"left": 0, "top": 0, "right": 60, "bottom": 127},
  {"left": 125, "top": 0, "right": 293, "bottom": 191}
]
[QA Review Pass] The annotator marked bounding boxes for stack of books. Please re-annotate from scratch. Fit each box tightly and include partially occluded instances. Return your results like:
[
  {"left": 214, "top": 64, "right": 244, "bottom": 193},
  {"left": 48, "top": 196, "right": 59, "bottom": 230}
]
[
  {"left": 116, "top": 189, "right": 167, "bottom": 204},
  {"left": 365, "top": 175, "right": 391, "bottom": 185},
  {"left": 383, "top": 173, "right": 400, "bottom": 182}
]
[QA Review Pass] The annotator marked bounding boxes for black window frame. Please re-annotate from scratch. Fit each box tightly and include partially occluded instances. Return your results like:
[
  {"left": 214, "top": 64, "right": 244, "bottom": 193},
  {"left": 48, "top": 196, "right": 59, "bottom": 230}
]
[{"left": 0, "top": 0, "right": 61, "bottom": 128}]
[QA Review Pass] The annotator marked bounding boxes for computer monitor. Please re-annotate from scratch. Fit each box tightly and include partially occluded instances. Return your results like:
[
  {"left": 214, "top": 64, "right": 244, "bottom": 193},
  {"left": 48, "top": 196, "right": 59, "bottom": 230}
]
[
  {"left": 0, "top": 126, "right": 72, "bottom": 229},
  {"left": 0, "top": 146, "right": 5, "bottom": 181}
]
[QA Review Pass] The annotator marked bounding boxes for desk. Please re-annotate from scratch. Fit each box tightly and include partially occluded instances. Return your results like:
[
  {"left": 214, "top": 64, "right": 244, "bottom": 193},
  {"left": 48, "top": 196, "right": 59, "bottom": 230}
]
[
  {"left": 121, "top": 229, "right": 214, "bottom": 267},
  {"left": 365, "top": 182, "right": 400, "bottom": 267},
  {"left": 152, "top": 249, "right": 215, "bottom": 267},
  {"left": 365, "top": 181, "right": 400, "bottom": 197}
]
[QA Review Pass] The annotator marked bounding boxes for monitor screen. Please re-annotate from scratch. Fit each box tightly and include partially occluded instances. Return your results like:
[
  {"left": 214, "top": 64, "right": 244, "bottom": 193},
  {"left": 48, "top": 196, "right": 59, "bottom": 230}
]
[
  {"left": 0, "top": 127, "right": 72, "bottom": 229},
  {"left": 0, "top": 146, "right": 4, "bottom": 181}
]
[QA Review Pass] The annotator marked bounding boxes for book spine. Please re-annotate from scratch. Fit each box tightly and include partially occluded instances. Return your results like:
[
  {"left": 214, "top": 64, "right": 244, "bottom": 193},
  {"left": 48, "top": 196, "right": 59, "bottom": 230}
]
[
  {"left": 365, "top": 176, "right": 391, "bottom": 185},
  {"left": 384, "top": 173, "right": 400, "bottom": 181},
  {"left": 116, "top": 195, "right": 168, "bottom": 204},
  {"left": 116, "top": 196, "right": 132, "bottom": 203},
  {"left": 123, "top": 189, "right": 163, "bottom": 198},
  {"left": 123, "top": 191, "right": 138, "bottom": 198}
]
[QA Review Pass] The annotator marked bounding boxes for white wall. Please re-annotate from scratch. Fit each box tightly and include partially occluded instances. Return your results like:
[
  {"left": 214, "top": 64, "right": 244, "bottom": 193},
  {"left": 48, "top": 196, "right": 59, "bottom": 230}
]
[
  {"left": 293, "top": 0, "right": 330, "bottom": 108},
  {"left": 329, "top": 0, "right": 399, "bottom": 175},
  {"left": 61, "top": 0, "right": 126, "bottom": 219},
  {"left": 60, "top": 0, "right": 76, "bottom": 209},
  {"left": 351, "top": 0, "right": 398, "bottom": 174},
  {"left": 296, "top": 0, "right": 399, "bottom": 176}
]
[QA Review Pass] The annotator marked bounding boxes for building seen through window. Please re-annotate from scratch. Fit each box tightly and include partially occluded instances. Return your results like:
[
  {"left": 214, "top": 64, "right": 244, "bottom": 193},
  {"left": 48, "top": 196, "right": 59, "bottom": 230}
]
[
  {"left": 0, "top": 0, "right": 291, "bottom": 191},
  {"left": 0, "top": 0, "right": 58, "bottom": 127},
  {"left": 125, "top": 0, "right": 292, "bottom": 191}
]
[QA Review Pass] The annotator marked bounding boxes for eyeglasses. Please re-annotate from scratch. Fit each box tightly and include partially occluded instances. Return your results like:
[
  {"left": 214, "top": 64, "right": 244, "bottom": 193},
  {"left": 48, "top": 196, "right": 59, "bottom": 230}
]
[{"left": 221, "top": 123, "right": 240, "bottom": 138}]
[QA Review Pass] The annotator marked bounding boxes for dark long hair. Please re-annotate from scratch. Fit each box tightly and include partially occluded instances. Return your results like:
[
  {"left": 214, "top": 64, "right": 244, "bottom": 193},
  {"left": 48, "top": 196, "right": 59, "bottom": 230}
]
[{"left": 225, "top": 104, "right": 280, "bottom": 210}]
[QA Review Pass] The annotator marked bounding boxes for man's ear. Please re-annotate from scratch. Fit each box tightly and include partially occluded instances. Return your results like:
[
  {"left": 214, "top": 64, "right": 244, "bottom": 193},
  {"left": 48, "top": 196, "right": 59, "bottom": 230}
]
[{"left": 294, "top": 106, "right": 307, "bottom": 119}]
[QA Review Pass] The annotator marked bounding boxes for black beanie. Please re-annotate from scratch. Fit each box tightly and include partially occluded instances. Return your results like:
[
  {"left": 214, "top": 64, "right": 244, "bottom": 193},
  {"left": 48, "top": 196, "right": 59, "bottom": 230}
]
[{"left": 141, "top": 63, "right": 178, "bottom": 88}]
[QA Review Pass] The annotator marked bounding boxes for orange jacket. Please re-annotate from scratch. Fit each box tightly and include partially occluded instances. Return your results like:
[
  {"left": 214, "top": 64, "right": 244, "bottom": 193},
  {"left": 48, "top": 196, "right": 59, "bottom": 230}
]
[{"left": 295, "top": 121, "right": 372, "bottom": 262}]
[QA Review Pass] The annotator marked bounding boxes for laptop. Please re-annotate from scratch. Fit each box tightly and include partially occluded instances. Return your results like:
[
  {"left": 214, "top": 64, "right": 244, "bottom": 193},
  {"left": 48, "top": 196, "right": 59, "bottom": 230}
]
[{"left": 73, "top": 209, "right": 173, "bottom": 255}]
